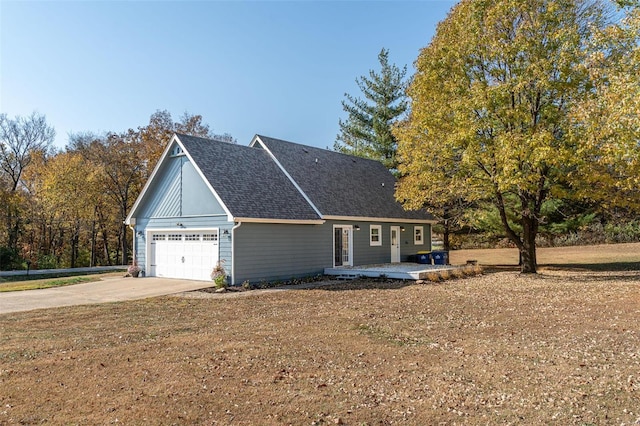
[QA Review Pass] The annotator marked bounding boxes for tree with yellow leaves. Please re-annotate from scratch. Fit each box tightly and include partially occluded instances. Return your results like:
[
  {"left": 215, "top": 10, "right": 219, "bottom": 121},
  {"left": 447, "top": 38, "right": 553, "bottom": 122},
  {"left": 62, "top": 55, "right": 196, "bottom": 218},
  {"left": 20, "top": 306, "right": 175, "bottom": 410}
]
[{"left": 395, "top": 0, "right": 639, "bottom": 273}]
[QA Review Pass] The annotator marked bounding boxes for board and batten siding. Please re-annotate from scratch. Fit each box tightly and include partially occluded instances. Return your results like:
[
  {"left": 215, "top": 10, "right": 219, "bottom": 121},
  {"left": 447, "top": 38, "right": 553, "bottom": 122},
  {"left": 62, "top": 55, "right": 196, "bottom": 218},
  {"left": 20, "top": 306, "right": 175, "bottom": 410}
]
[
  {"left": 232, "top": 222, "right": 330, "bottom": 284},
  {"left": 138, "top": 151, "right": 226, "bottom": 219},
  {"left": 131, "top": 147, "right": 233, "bottom": 276}
]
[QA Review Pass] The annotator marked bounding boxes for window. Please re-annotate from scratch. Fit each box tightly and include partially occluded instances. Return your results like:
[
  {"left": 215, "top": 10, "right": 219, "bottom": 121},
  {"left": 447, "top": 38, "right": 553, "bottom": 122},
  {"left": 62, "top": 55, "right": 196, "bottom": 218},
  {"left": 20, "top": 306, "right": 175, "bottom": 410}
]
[
  {"left": 168, "top": 234, "right": 182, "bottom": 241},
  {"left": 414, "top": 226, "right": 424, "bottom": 245},
  {"left": 203, "top": 233, "right": 218, "bottom": 242},
  {"left": 185, "top": 234, "right": 200, "bottom": 241},
  {"left": 370, "top": 225, "right": 382, "bottom": 246},
  {"left": 152, "top": 234, "right": 166, "bottom": 241}
]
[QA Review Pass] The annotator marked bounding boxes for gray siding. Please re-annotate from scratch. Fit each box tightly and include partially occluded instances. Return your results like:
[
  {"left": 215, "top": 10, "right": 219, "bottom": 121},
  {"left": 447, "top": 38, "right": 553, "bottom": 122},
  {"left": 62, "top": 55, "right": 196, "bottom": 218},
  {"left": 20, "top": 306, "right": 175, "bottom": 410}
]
[
  {"left": 232, "top": 220, "right": 432, "bottom": 284},
  {"left": 335, "top": 221, "right": 432, "bottom": 265},
  {"left": 232, "top": 222, "right": 330, "bottom": 284}
]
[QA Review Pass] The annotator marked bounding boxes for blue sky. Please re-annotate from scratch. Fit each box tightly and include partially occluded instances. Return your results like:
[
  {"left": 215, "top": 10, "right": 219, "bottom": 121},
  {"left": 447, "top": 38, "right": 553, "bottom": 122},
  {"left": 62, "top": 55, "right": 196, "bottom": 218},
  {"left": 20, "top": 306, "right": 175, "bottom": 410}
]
[{"left": 1, "top": 1, "right": 456, "bottom": 150}]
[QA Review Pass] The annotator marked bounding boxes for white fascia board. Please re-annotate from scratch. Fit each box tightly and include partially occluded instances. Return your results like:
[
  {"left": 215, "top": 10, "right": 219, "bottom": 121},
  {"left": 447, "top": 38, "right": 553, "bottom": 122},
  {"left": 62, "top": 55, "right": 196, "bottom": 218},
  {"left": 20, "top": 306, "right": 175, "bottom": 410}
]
[
  {"left": 323, "top": 215, "right": 438, "bottom": 224},
  {"left": 250, "top": 135, "right": 324, "bottom": 219},
  {"left": 126, "top": 134, "right": 235, "bottom": 224},
  {"left": 234, "top": 217, "right": 325, "bottom": 225},
  {"left": 178, "top": 136, "right": 235, "bottom": 222},
  {"left": 126, "top": 134, "right": 181, "bottom": 225}
]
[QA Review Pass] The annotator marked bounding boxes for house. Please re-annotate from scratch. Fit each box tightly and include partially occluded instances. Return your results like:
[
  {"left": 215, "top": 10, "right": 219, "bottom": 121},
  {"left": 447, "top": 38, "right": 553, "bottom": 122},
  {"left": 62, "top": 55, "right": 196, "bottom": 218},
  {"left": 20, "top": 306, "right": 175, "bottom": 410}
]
[{"left": 125, "top": 134, "right": 436, "bottom": 284}]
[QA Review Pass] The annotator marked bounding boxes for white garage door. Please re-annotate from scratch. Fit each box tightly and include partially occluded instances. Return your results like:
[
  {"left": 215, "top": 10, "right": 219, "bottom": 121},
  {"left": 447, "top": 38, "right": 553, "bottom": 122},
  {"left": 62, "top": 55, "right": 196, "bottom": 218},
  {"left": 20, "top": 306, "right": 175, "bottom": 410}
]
[{"left": 149, "top": 231, "right": 219, "bottom": 281}]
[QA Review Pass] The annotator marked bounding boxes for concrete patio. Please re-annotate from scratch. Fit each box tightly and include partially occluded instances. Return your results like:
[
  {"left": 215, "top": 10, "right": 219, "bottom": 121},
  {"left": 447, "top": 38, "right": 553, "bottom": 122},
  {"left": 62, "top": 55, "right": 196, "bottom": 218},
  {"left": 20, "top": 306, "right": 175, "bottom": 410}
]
[{"left": 324, "top": 263, "right": 455, "bottom": 280}]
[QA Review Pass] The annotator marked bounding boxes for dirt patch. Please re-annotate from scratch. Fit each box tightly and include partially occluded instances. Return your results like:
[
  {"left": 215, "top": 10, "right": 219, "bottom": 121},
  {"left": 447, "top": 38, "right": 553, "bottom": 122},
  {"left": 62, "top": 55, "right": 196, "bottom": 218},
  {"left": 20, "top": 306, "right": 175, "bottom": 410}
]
[{"left": 1, "top": 267, "right": 639, "bottom": 425}]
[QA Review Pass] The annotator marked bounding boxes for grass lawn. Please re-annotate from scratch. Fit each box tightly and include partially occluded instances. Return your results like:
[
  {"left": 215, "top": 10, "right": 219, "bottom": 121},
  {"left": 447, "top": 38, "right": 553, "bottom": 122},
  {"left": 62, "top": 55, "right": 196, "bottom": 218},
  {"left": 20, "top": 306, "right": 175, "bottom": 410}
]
[
  {"left": 0, "top": 244, "right": 639, "bottom": 425},
  {"left": 0, "top": 272, "right": 124, "bottom": 292}
]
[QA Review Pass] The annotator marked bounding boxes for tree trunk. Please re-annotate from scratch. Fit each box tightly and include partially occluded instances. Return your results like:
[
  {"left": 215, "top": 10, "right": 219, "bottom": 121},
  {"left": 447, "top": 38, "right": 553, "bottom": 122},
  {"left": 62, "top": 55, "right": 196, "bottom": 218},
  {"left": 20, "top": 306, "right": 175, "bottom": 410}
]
[
  {"left": 90, "top": 215, "right": 96, "bottom": 267},
  {"left": 519, "top": 200, "right": 539, "bottom": 274},
  {"left": 495, "top": 190, "right": 540, "bottom": 274},
  {"left": 443, "top": 207, "right": 451, "bottom": 253},
  {"left": 519, "top": 233, "right": 537, "bottom": 273}
]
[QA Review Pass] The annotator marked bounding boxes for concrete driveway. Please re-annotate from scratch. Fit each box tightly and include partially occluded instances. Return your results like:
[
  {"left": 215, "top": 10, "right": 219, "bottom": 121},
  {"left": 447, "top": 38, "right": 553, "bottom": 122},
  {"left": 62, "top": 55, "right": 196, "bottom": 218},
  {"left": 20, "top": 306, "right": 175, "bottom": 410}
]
[{"left": 0, "top": 276, "right": 215, "bottom": 315}]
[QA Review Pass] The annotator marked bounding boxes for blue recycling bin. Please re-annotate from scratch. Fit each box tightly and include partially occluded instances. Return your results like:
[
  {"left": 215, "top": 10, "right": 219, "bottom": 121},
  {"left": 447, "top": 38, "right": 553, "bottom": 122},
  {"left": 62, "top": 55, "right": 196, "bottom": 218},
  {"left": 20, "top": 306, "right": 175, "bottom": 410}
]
[
  {"left": 417, "top": 251, "right": 431, "bottom": 264},
  {"left": 431, "top": 250, "right": 449, "bottom": 265}
]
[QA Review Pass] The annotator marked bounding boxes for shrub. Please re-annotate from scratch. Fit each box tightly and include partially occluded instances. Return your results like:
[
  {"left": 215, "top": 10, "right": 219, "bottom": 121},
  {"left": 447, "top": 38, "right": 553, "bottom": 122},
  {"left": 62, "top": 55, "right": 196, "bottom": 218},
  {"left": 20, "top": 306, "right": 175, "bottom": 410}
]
[
  {"left": 211, "top": 260, "right": 227, "bottom": 289},
  {"left": 37, "top": 254, "right": 59, "bottom": 269},
  {"left": 0, "top": 247, "right": 22, "bottom": 271},
  {"left": 128, "top": 261, "right": 141, "bottom": 277}
]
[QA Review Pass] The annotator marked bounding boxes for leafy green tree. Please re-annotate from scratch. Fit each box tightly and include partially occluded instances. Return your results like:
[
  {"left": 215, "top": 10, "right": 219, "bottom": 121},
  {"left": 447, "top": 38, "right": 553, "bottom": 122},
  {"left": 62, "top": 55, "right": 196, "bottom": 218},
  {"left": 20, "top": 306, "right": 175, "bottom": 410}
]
[
  {"left": 335, "top": 48, "right": 408, "bottom": 171},
  {"left": 395, "top": 0, "right": 638, "bottom": 273}
]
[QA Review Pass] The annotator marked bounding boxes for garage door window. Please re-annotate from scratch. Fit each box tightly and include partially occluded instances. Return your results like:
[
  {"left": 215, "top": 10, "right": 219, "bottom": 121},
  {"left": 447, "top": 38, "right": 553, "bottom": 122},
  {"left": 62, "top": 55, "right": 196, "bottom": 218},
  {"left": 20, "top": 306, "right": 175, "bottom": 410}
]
[{"left": 185, "top": 234, "right": 200, "bottom": 241}]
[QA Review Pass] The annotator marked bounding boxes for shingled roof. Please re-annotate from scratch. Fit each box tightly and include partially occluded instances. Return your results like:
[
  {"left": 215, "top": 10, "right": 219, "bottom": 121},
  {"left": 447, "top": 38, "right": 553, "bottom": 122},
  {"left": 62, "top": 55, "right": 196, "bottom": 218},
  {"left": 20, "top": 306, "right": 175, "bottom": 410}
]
[
  {"left": 253, "top": 135, "right": 435, "bottom": 221},
  {"left": 177, "top": 134, "right": 321, "bottom": 221}
]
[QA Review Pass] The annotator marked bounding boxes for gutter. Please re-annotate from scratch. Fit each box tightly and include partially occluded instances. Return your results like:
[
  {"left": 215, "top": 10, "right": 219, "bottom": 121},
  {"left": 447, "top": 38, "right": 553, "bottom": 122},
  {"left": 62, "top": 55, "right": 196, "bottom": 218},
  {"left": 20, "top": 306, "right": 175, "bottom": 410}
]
[{"left": 231, "top": 221, "right": 242, "bottom": 285}]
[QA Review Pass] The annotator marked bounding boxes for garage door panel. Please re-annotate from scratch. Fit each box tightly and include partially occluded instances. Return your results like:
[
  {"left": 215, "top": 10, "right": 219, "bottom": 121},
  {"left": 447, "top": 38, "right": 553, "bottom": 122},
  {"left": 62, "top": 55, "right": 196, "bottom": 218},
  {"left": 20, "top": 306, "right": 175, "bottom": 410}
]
[{"left": 149, "top": 230, "right": 219, "bottom": 281}]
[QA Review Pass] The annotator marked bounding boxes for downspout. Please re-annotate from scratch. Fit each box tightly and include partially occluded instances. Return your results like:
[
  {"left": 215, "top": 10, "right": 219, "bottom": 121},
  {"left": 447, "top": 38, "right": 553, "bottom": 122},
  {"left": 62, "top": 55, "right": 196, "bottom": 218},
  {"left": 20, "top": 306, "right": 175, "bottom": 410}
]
[
  {"left": 128, "top": 223, "right": 136, "bottom": 266},
  {"left": 231, "top": 221, "right": 242, "bottom": 285}
]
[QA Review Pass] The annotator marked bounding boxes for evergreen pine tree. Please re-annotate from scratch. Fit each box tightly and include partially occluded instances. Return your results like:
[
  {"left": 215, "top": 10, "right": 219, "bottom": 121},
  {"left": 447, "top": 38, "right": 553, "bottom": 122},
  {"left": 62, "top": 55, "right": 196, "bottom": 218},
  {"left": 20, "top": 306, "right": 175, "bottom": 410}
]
[{"left": 334, "top": 48, "right": 408, "bottom": 172}]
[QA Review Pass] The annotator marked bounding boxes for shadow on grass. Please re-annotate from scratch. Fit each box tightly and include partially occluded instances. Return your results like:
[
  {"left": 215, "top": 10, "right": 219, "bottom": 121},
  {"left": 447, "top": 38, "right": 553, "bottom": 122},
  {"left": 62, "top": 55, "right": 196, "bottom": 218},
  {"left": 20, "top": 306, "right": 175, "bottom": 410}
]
[
  {"left": 311, "top": 278, "right": 418, "bottom": 292},
  {"left": 542, "top": 262, "right": 640, "bottom": 272},
  {"left": 483, "top": 262, "right": 640, "bottom": 274}
]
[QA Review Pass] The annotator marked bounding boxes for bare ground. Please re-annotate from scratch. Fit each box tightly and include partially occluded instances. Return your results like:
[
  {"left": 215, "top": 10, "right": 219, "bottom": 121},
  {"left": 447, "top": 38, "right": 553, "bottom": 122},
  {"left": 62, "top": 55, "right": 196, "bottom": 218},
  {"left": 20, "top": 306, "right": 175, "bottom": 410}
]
[{"left": 1, "top": 244, "right": 639, "bottom": 425}]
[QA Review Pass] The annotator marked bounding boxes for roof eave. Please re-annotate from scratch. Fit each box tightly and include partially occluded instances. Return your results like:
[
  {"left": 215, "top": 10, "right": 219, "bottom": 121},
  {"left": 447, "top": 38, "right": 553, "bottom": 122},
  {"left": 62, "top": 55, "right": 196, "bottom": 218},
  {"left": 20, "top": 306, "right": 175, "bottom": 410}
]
[
  {"left": 234, "top": 217, "right": 325, "bottom": 225},
  {"left": 126, "top": 134, "right": 182, "bottom": 225},
  {"left": 322, "top": 215, "right": 438, "bottom": 224}
]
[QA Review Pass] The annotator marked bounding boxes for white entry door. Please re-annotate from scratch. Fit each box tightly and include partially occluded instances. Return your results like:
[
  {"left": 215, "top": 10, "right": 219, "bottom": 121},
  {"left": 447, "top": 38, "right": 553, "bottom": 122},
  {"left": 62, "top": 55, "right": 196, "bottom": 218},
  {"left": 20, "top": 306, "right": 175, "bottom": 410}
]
[
  {"left": 390, "top": 226, "right": 401, "bottom": 263},
  {"left": 149, "top": 230, "right": 219, "bottom": 281}
]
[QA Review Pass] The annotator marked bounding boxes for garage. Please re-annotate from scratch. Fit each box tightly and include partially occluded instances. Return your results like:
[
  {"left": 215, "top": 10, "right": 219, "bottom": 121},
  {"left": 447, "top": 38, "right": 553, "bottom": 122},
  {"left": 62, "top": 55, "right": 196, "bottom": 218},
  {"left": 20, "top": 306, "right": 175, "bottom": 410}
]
[{"left": 148, "top": 230, "right": 219, "bottom": 281}]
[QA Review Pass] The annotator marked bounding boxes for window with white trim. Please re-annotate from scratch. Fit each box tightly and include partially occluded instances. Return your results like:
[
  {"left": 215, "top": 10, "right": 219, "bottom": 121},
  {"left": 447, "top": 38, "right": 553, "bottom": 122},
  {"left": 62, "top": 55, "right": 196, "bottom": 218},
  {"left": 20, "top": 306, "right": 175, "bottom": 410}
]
[
  {"left": 414, "top": 226, "right": 424, "bottom": 245},
  {"left": 370, "top": 225, "right": 382, "bottom": 246}
]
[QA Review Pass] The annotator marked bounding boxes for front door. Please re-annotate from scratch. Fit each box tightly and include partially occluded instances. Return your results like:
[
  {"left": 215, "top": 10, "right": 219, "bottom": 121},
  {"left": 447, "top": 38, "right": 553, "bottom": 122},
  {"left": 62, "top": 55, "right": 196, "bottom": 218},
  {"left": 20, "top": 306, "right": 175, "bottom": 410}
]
[
  {"left": 333, "top": 226, "right": 353, "bottom": 267},
  {"left": 390, "top": 226, "right": 401, "bottom": 263}
]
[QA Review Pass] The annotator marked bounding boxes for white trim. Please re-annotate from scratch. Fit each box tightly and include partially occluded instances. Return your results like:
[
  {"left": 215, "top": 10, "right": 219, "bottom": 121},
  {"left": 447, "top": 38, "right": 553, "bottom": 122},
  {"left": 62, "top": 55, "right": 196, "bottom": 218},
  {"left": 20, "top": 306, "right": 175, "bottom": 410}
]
[
  {"left": 333, "top": 224, "right": 353, "bottom": 267},
  {"left": 126, "top": 134, "right": 234, "bottom": 224},
  {"left": 250, "top": 135, "right": 324, "bottom": 219},
  {"left": 144, "top": 227, "right": 223, "bottom": 232},
  {"left": 233, "top": 217, "right": 325, "bottom": 225},
  {"left": 369, "top": 224, "right": 382, "bottom": 246},
  {"left": 414, "top": 226, "right": 425, "bottom": 245},
  {"left": 148, "top": 213, "right": 229, "bottom": 220},
  {"left": 323, "top": 215, "right": 437, "bottom": 224},
  {"left": 178, "top": 135, "right": 234, "bottom": 222},
  {"left": 390, "top": 225, "right": 401, "bottom": 263},
  {"left": 145, "top": 227, "right": 220, "bottom": 279},
  {"left": 231, "top": 221, "right": 242, "bottom": 285}
]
